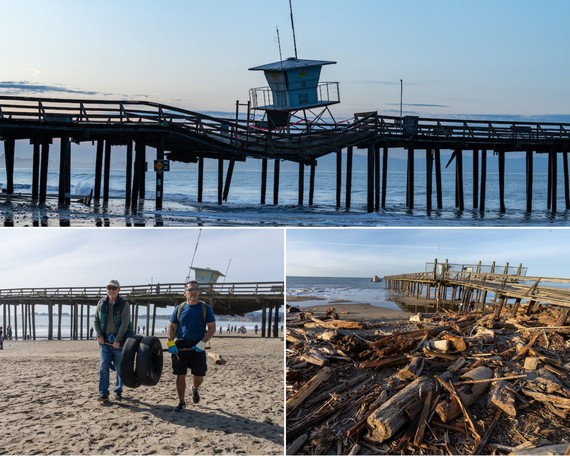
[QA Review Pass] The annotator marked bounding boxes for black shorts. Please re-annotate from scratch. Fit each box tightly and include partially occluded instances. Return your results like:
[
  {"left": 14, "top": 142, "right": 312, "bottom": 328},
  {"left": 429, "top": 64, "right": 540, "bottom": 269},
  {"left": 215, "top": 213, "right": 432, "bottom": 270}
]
[{"left": 171, "top": 349, "right": 207, "bottom": 377}]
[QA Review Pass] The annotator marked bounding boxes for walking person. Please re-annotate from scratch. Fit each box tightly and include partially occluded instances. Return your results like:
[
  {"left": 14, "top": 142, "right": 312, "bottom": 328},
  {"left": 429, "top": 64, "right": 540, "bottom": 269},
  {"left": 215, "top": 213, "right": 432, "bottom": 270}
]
[
  {"left": 93, "top": 279, "right": 134, "bottom": 403},
  {"left": 167, "top": 280, "right": 216, "bottom": 412}
]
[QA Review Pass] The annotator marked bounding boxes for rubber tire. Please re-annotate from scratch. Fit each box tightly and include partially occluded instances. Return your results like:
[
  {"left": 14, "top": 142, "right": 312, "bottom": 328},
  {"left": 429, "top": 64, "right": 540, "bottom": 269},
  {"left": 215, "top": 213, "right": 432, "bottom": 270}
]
[
  {"left": 120, "top": 335, "right": 143, "bottom": 388},
  {"left": 136, "top": 336, "right": 164, "bottom": 386}
]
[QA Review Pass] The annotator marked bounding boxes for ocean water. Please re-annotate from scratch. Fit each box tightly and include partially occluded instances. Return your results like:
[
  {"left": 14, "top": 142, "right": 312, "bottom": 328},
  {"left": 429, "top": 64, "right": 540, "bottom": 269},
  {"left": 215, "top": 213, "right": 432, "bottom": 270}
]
[
  {"left": 1, "top": 161, "right": 570, "bottom": 226},
  {"left": 0, "top": 313, "right": 262, "bottom": 340},
  {"left": 286, "top": 276, "right": 400, "bottom": 311}
]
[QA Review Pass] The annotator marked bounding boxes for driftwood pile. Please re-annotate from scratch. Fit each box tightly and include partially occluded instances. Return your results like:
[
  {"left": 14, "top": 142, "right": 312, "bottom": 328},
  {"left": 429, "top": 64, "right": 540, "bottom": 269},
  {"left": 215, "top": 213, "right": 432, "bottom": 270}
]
[{"left": 286, "top": 305, "right": 570, "bottom": 455}]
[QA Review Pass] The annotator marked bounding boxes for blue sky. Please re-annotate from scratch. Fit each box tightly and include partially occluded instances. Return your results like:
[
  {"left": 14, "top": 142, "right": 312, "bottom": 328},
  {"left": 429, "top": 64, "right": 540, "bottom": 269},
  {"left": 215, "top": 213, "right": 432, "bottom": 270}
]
[
  {"left": 286, "top": 228, "right": 570, "bottom": 278},
  {"left": 2, "top": 0, "right": 569, "bottom": 120},
  {"left": 0, "top": 228, "right": 284, "bottom": 289}
]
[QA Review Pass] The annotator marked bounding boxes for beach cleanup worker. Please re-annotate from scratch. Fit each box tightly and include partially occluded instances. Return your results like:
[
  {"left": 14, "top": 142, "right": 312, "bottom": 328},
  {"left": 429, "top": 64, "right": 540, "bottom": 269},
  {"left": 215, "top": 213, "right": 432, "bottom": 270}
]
[
  {"left": 167, "top": 280, "right": 216, "bottom": 412},
  {"left": 93, "top": 279, "right": 134, "bottom": 403}
]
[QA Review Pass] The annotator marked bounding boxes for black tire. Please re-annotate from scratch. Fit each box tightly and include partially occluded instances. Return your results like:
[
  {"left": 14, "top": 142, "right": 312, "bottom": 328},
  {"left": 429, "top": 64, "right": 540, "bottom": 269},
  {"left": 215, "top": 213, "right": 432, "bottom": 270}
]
[
  {"left": 136, "top": 336, "right": 164, "bottom": 386},
  {"left": 120, "top": 335, "right": 143, "bottom": 388}
]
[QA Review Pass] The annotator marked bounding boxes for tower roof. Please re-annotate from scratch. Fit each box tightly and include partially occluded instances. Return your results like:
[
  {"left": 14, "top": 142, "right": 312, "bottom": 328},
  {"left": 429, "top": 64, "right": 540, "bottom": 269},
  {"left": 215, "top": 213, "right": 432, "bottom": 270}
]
[{"left": 249, "top": 57, "right": 336, "bottom": 72}]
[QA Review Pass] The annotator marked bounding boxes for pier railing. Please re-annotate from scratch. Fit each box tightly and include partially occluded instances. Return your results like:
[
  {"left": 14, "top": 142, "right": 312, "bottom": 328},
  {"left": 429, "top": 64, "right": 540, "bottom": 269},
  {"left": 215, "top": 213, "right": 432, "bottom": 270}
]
[
  {"left": 384, "top": 270, "right": 570, "bottom": 309},
  {"left": 0, "top": 281, "right": 284, "bottom": 303},
  {"left": 4, "top": 95, "right": 568, "bottom": 161}
]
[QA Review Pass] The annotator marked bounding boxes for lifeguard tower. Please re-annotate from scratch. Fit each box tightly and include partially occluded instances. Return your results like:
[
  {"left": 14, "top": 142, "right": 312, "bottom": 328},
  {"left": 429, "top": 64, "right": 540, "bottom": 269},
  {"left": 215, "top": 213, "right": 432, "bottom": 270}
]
[
  {"left": 190, "top": 267, "right": 225, "bottom": 285},
  {"left": 248, "top": 57, "right": 340, "bottom": 131}
]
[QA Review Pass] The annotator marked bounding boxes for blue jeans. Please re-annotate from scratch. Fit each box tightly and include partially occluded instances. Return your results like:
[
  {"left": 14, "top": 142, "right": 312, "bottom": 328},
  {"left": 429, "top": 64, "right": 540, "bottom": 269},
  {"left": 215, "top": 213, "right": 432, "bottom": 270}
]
[{"left": 99, "top": 344, "right": 123, "bottom": 396}]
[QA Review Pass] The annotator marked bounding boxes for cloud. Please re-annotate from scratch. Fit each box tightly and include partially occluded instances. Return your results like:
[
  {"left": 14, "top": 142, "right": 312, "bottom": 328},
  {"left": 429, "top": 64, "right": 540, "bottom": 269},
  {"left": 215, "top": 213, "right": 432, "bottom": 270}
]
[{"left": 0, "top": 81, "right": 98, "bottom": 96}]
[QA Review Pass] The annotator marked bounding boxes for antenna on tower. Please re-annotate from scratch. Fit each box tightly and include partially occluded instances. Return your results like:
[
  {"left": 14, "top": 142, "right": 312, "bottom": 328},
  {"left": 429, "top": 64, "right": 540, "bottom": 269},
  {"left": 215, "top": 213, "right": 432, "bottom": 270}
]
[
  {"left": 289, "top": 0, "right": 298, "bottom": 59},
  {"left": 276, "top": 26, "right": 284, "bottom": 68},
  {"left": 185, "top": 228, "right": 202, "bottom": 283}
]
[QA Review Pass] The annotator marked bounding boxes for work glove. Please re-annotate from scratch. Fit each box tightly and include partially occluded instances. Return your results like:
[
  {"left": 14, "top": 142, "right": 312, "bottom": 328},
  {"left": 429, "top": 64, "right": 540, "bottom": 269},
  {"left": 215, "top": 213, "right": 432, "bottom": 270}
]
[
  {"left": 167, "top": 340, "right": 179, "bottom": 354},
  {"left": 193, "top": 341, "right": 206, "bottom": 352}
]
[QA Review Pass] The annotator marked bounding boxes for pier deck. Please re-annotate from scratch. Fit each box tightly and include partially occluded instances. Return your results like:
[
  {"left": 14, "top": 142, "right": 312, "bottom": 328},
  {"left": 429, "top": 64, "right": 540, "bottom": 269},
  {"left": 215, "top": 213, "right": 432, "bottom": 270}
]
[
  {"left": 0, "top": 281, "right": 284, "bottom": 340},
  {"left": 2, "top": 95, "right": 570, "bottom": 214},
  {"left": 384, "top": 260, "right": 570, "bottom": 325}
]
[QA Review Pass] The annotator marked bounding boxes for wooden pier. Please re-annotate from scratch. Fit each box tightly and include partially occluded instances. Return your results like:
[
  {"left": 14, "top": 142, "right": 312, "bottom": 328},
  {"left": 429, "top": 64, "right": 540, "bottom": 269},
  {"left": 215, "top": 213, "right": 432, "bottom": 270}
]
[
  {"left": 384, "top": 259, "right": 570, "bottom": 325},
  {"left": 0, "top": 281, "right": 284, "bottom": 340},
  {"left": 2, "top": 95, "right": 570, "bottom": 215}
]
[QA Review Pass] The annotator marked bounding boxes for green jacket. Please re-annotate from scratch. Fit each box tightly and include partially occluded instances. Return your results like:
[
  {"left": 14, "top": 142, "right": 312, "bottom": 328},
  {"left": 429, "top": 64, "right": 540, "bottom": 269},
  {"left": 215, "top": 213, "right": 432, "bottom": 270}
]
[{"left": 94, "top": 295, "right": 134, "bottom": 344}]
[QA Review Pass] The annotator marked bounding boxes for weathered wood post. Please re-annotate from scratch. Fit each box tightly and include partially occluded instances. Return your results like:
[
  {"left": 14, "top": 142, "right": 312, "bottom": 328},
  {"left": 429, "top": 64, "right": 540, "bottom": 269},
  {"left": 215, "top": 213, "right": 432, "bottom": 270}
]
[
  {"left": 335, "top": 150, "right": 342, "bottom": 208},
  {"left": 435, "top": 148, "right": 442, "bottom": 209},
  {"left": 526, "top": 149, "right": 533, "bottom": 212},
  {"left": 308, "top": 162, "right": 316, "bottom": 206},
  {"left": 480, "top": 149, "right": 487, "bottom": 211},
  {"left": 381, "top": 147, "right": 388, "bottom": 209},
  {"left": 273, "top": 159, "right": 280, "bottom": 205},
  {"left": 298, "top": 162, "right": 304, "bottom": 206},
  {"left": 103, "top": 140, "right": 111, "bottom": 204},
  {"left": 346, "top": 146, "right": 353, "bottom": 209},
  {"left": 426, "top": 148, "right": 433, "bottom": 211},
  {"left": 473, "top": 149, "right": 479, "bottom": 209},
  {"left": 4, "top": 138, "right": 15, "bottom": 195},
  {"left": 222, "top": 159, "right": 235, "bottom": 203},
  {"left": 406, "top": 146, "right": 414, "bottom": 209},
  {"left": 260, "top": 157, "right": 268, "bottom": 204}
]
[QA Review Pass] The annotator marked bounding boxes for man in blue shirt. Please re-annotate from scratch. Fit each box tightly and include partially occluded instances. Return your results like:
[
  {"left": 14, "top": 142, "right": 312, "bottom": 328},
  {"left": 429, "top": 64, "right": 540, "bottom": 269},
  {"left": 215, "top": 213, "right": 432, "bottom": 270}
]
[{"left": 167, "top": 280, "right": 216, "bottom": 412}]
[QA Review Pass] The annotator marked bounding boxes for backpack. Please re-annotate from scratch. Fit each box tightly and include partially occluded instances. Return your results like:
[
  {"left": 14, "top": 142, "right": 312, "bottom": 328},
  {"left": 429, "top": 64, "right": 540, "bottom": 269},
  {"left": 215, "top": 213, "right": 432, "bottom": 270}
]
[{"left": 175, "top": 301, "right": 208, "bottom": 327}]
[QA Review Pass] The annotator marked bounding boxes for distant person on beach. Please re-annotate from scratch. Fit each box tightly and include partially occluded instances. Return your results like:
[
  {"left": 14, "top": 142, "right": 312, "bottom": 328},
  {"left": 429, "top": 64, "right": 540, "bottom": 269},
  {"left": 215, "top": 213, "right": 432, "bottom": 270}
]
[
  {"left": 254, "top": 324, "right": 258, "bottom": 335},
  {"left": 0, "top": 327, "right": 4, "bottom": 349},
  {"left": 167, "top": 280, "right": 216, "bottom": 412},
  {"left": 93, "top": 279, "right": 134, "bottom": 404},
  {"left": 89, "top": 327, "right": 94, "bottom": 339}
]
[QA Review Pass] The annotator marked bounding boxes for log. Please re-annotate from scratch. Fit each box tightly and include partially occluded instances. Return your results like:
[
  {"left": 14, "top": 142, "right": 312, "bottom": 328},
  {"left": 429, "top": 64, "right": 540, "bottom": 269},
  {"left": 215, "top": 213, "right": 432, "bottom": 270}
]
[
  {"left": 509, "top": 443, "right": 570, "bottom": 455},
  {"left": 308, "top": 317, "right": 363, "bottom": 329},
  {"left": 300, "top": 349, "right": 329, "bottom": 367},
  {"left": 435, "top": 366, "right": 493, "bottom": 422},
  {"left": 286, "top": 433, "right": 308, "bottom": 455},
  {"left": 286, "top": 366, "right": 332, "bottom": 415},
  {"left": 396, "top": 356, "right": 425, "bottom": 381},
  {"left": 366, "top": 376, "right": 435, "bottom": 443},
  {"left": 490, "top": 379, "right": 517, "bottom": 416}
]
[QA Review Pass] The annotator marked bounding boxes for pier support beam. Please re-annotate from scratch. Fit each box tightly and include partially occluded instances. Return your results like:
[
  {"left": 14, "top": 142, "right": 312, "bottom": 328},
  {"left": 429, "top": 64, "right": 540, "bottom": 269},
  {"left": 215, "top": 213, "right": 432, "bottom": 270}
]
[
  {"left": 426, "top": 148, "right": 433, "bottom": 212},
  {"left": 94, "top": 140, "right": 103, "bottom": 203},
  {"left": 131, "top": 141, "right": 146, "bottom": 208},
  {"left": 260, "top": 158, "right": 268, "bottom": 205},
  {"left": 374, "top": 144, "right": 381, "bottom": 211},
  {"left": 103, "top": 140, "right": 111, "bottom": 204},
  {"left": 454, "top": 149, "right": 464, "bottom": 210},
  {"left": 125, "top": 141, "right": 133, "bottom": 207},
  {"left": 273, "top": 159, "right": 280, "bottom": 205},
  {"left": 308, "top": 162, "right": 316, "bottom": 206},
  {"left": 498, "top": 150, "right": 506, "bottom": 213},
  {"left": 435, "top": 149, "right": 442, "bottom": 209},
  {"left": 381, "top": 147, "right": 388, "bottom": 209},
  {"left": 367, "top": 144, "right": 375, "bottom": 212},
  {"left": 406, "top": 146, "right": 414, "bottom": 209},
  {"left": 298, "top": 162, "right": 304, "bottom": 206},
  {"left": 197, "top": 156, "right": 204, "bottom": 203},
  {"left": 58, "top": 136, "right": 71, "bottom": 206},
  {"left": 4, "top": 138, "right": 15, "bottom": 195},
  {"left": 217, "top": 158, "right": 223, "bottom": 205},
  {"left": 548, "top": 151, "right": 557, "bottom": 213},
  {"left": 223, "top": 159, "right": 235, "bottom": 203},
  {"left": 39, "top": 142, "right": 50, "bottom": 204},
  {"left": 155, "top": 140, "right": 165, "bottom": 210},
  {"left": 335, "top": 150, "right": 342, "bottom": 208},
  {"left": 346, "top": 146, "right": 353, "bottom": 210},
  {"left": 526, "top": 150, "right": 533, "bottom": 212},
  {"left": 32, "top": 142, "right": 40, "bottom": 199},
  {"left": 562, "top": 152, "right": 570, "bottom": 210},
  {"left": 472, "top": 149, "right": 479, "bottom": 209},
  {"left": 480, "top": 149, "right": 487, "bottom": 211}
]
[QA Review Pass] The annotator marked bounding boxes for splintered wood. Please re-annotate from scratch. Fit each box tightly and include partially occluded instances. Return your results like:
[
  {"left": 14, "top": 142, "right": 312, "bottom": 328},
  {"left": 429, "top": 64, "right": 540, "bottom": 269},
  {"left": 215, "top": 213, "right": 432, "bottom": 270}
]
[{"left": 286, "top": 306, "right": 570, "bottom": 455}]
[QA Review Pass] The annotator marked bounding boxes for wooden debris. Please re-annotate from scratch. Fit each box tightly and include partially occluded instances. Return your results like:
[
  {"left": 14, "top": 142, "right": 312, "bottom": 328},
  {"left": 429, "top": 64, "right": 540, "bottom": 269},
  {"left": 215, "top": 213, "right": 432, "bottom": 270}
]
[
  {"left": 286, "top": 303, "right": 570, "bottom": 455},
  {"left": 367, "top": 376, "right": 435, "bottom": 443}
]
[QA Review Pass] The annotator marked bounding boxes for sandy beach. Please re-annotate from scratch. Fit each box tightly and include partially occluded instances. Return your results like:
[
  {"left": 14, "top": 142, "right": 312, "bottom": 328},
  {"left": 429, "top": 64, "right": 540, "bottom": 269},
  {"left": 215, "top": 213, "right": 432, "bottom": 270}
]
[{"left": 0, "top": 335, "right": 284, "bottom": 455}]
